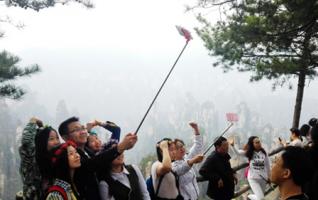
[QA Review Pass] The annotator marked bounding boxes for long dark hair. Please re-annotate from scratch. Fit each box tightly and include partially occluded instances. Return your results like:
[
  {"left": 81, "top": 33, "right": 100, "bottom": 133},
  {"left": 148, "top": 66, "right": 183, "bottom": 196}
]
[
  {"left": 245, "top": 136, "right": 267, "bottom": 161},
  {"left": 35, "top": 126, "right": 57, "bottom": 180},
  {"left": 50, "top": 140, "right": 78, "bottom": 184}
]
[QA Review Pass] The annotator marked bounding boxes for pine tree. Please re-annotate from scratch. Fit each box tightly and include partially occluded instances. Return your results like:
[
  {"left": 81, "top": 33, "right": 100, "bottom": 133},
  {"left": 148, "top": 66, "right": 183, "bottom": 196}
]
[
  {"left": 2, "top": 0, "right": 93, "bottom": 11},
  {"left": 195, "top": 0, "right": 318, "bottom": 127},
  {"left": 0, "top": 51, "right": 40, "bottom": 99}
]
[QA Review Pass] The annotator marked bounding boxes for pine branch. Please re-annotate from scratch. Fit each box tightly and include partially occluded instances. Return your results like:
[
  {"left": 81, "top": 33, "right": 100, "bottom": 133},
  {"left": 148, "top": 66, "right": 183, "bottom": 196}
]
[
  {"left": 0, "top": 84, "right": 25, "bottom": 99},
  {"left": 242, "top": 54, "right": 299, "bottom": 58},
  {"left": 5, "top": 0, "right": 94, "bottom": 11}
]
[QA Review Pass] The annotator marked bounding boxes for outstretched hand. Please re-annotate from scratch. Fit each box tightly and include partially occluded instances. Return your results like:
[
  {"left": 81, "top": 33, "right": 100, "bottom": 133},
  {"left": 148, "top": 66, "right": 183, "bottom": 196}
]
[
  {"left": 117, "top": 133, "right": 138, "bottom": 153},
  {"left": 187, "top": 154, "right": 204, "bottom": 166},
  {"left": 192, "top": 154, "right": 204, "bottom": 164}
]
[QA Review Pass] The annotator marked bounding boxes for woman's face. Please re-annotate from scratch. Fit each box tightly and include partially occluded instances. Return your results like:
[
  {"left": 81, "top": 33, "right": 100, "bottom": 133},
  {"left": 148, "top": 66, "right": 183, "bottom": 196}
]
[
  {"left": 253, "top": 137, "right": 262, "bottom": 150},
  {"left": 175, "top": 141, "right": 186, "bottom": 160},
  {"left": 168, "top": 143, "right": 176, "bottom": 160},
  {"left": 67, "top": 145, "right": 81, "bottom": 169},
  {"left": 87, "top": 135, "right": 102, "bottom": 152},
  {"left": 112, "top": 153, "right": 124, "bottom": 166},
  {"left": 47, "top": 131, "right": 61, "bottom": 151}
]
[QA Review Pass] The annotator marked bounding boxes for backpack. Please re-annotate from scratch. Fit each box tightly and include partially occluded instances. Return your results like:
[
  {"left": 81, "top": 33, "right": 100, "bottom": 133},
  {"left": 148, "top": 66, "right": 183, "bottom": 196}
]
[
  {"left": 145, "top": 176, "right": 154, "bottom": 198},
  {"left": 46, "top": 185, "right": 68, "bottom": 200},
  {"left": 146, "top": 172, "right": 183, "bottom": 200},
  {"left": 146, "top": 175, "right": 164, "bottom": 200}
]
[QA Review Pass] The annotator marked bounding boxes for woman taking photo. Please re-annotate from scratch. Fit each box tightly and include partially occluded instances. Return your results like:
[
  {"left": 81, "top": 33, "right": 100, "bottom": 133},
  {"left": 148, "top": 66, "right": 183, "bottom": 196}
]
[{"left": 151, "top": 138, "right": 183, "bottom": 200}]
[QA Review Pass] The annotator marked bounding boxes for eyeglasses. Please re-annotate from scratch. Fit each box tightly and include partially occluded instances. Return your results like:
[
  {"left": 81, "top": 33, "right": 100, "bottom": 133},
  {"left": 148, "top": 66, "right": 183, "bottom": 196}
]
[{"left": 69, "top": 126, "right": 87, "bottom": 134}]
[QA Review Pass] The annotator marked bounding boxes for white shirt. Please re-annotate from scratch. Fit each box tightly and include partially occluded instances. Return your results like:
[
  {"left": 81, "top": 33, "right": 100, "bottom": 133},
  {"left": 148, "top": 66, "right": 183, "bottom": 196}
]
[
  {"left": 151, "top": 161, "right": 179, "bottom": 199},
  {"left": 172, "top": 134, "right": 203, "bottom": 200},
  {"left": 248, "top": 151, "right": 270, "bottom": 180},
  {"left": 232, "top": 146, "right": 270, "bottom": 180},
  {"left": 289, "top": 138, "right": 303, "bottom": 147},
  {"left": 99, "top": 165, "right": 151, "bottom": 200}
]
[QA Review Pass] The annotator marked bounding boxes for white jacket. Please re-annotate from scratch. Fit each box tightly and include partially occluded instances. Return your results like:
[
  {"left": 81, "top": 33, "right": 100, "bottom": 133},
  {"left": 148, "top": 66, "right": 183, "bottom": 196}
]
[{"left": 172, "top": 135, "right": 203, "bottom": 200}]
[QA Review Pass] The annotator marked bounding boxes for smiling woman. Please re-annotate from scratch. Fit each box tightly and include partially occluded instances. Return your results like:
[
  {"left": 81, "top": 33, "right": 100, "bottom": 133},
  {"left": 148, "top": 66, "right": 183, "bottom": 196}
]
[
  {"left": 45, "top": 140, "right": 81, "bottom": 200},
  {"left": 172, "top": 122, "right": 204, "bottom": 200}
]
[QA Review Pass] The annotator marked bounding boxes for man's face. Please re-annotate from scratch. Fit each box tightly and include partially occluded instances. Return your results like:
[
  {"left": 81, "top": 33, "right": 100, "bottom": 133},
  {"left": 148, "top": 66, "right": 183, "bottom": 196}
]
[
  {"left": 217, "top": 140, "right": 229, "bottom": 154},
  {"left": 270, "top": 155, "right": 289, "bottom": 185},
  {"left": 67, "top": 121, "right": 88, "bottom": 146}
]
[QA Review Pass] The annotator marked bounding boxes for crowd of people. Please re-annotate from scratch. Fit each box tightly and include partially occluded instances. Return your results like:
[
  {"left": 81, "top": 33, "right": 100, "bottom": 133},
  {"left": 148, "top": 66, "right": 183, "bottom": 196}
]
[{"left": 18, "top": 116, "right": 318, "bottom": 200}]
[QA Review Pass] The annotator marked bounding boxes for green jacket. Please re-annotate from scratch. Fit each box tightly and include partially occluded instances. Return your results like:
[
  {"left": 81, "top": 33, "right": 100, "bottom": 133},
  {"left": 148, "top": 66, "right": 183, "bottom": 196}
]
[{"left": 19, "top": 122, "right": 42, "bottom": 200}]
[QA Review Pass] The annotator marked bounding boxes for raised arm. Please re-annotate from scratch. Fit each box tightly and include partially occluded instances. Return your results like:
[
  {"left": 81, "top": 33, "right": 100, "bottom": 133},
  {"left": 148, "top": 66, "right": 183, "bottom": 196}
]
[
  {"left": 187, "top": 122, "right": 203, "bottom": 159},
  {"left": 21, "top": 117, "right": 43, "bottom": 148},
  {"left": 156, "top": 140, "right": 172, "bottom": 177},
  {"left": 100, "top": 121, "right": 121, "bottom": 142},
  {"left": 229, "top": 137, "right": 246, "bottom": 156},
  {"left": 173, "top": 154, "right": 204, "bottom": 176},
  {"left": 84, "top": 133, "right": 137, "bottom": 172}
]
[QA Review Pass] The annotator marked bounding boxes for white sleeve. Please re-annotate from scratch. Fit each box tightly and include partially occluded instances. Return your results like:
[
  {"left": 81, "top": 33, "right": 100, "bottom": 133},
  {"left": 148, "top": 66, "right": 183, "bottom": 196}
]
[
  {"left": 172, "top": 160, "right": 191, "bottom": 176},
  {"left": 265, "top": 154, "right": 271, "bottom": 178},
  {"left": 231, "top": 145, "right": 246, "bottom": 156},
  {"left": 132, "top": 165, "right": 151, "bottom": 200},
  {"left": 99, "top": 180, "right": 112, "bottom": 200},
  {"left": 186, "top": 135, "right": 203, "bottom": 159}
]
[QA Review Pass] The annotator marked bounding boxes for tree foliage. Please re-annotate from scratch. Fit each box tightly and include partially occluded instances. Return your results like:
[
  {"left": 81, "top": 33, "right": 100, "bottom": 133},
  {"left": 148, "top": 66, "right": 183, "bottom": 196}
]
[
  {"left": 0, "top": 51, "right": 40, "bottom": 99},
  {"left": 0, "top": 0, "right": 94, "bottom": 99},
  {"left": 195, "top": 0, "right": 318, "bottom": 127},
  {"left": 2, "top": 0, "right": 93, "bottom": 11}
]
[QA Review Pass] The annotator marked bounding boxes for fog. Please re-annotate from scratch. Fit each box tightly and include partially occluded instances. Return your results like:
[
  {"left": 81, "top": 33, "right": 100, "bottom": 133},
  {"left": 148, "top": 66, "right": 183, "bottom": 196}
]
[
  {"left": 1, "top": 1, "right": 318, "bottom": 199},
  {"left": 1, "top": 0, "right": 318, "bottom": 171}
]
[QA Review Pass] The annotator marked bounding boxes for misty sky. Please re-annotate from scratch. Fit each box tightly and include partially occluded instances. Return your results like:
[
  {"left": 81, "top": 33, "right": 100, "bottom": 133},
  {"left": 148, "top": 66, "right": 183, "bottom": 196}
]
[{"left": 1, "top": 0, "right": 318, "bottom": 137}]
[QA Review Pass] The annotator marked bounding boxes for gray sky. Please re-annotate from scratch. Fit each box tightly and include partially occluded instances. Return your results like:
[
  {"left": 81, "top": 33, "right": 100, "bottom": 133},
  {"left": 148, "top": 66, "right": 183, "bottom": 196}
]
[{"left": 1, "top": 0, "right": 318, "bottom": 135}]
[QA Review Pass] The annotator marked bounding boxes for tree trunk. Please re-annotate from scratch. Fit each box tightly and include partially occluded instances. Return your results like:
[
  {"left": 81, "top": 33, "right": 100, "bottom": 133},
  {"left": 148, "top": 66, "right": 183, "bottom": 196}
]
[{"left": 292, "top": 71, "right": 306, "bottom": 128}]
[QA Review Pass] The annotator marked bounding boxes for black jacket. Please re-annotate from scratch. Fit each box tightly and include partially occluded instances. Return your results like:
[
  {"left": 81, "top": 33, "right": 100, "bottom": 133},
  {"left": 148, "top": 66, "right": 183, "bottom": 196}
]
[
  {"left": 199, "top": 151, "right": 235, "bottom": 200},
  {"left": 306, "top": 146, "right": 318, "bottom": 200},
  {"left": 74, "top": 146, "right": 120, "bottom": 200}
]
